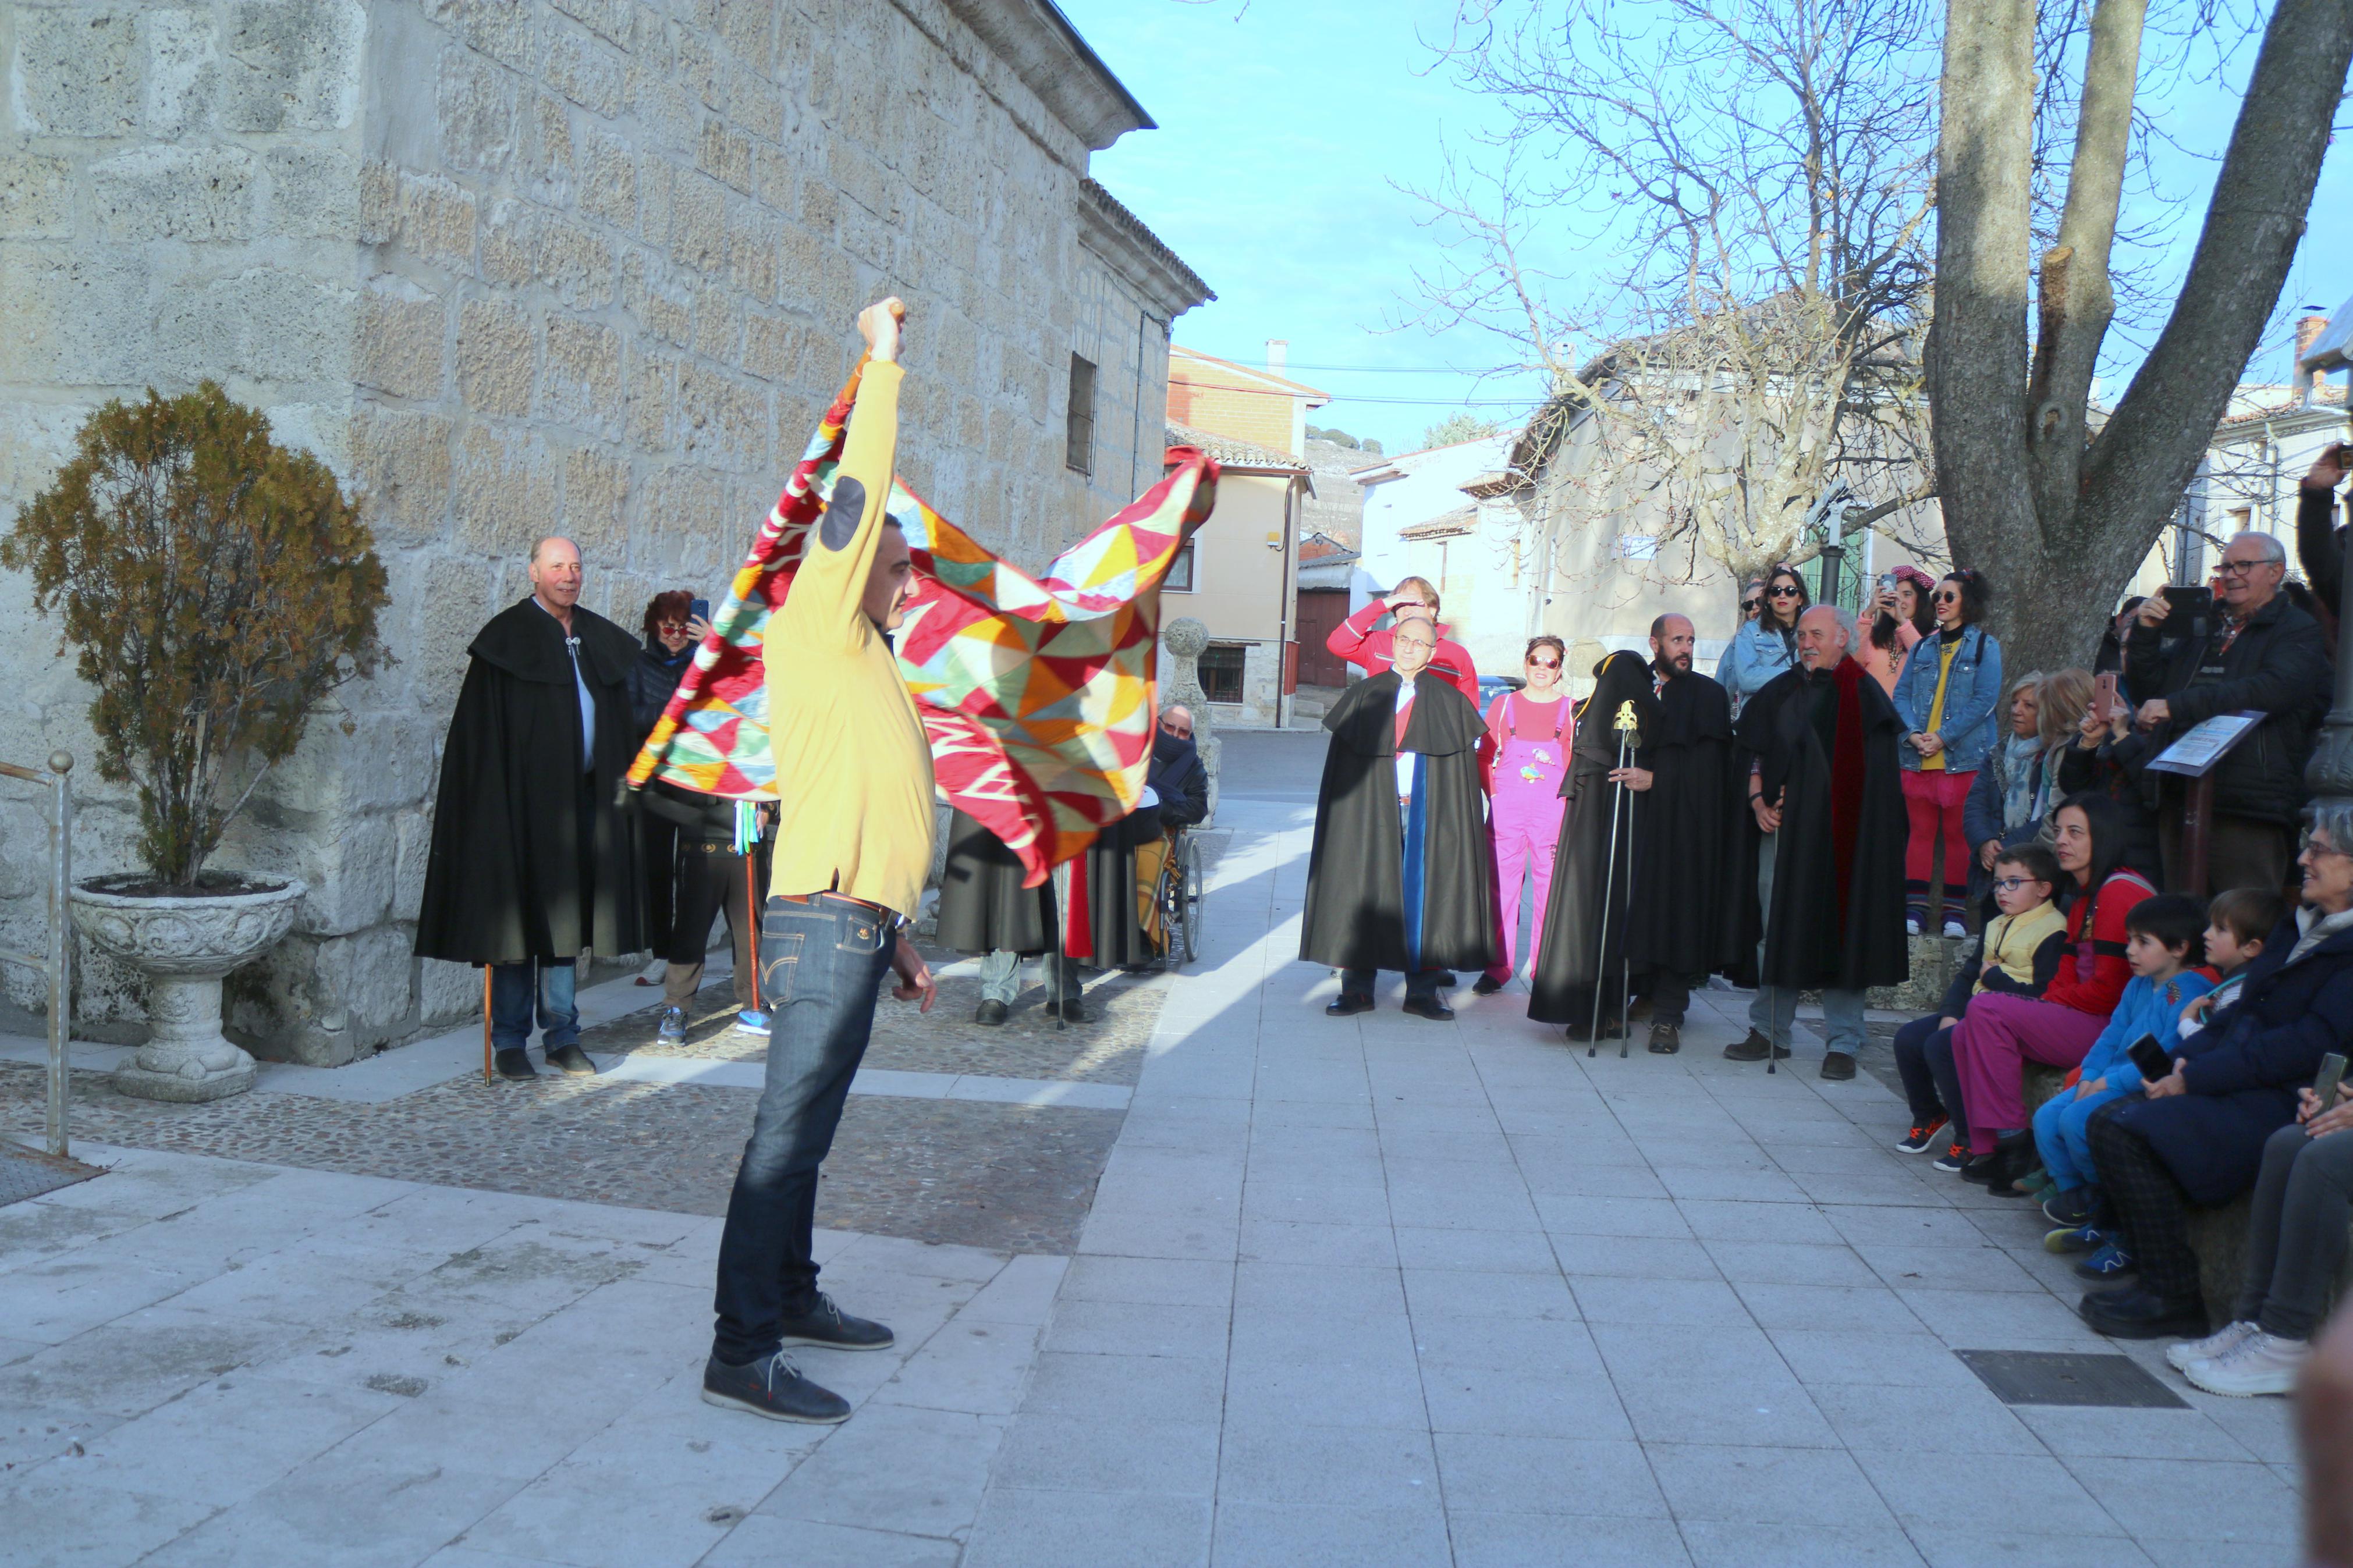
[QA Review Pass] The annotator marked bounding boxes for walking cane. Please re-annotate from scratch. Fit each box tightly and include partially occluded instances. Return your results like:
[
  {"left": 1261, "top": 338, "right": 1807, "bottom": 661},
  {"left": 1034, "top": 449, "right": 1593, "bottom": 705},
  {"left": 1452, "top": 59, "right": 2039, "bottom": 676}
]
[
  {"left": 481, "top": 965, "right": 492, "bottom": 1082},
  {"left": 1589, "top": 700, "right": 1640, "bottom": 1057}
]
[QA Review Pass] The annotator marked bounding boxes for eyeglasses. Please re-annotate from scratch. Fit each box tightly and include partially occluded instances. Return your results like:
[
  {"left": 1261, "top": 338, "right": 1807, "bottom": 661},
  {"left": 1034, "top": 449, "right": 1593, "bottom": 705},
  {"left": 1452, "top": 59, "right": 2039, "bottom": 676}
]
[
  {"left": 1991, "top": 876, "right": 2046, "bottom": 893},
  {"left": 2217, "top": 557, "right": 2274, "bottom": 577},
  {"left": 2301, "top": 833, "right": 2350, "bottom": 859},
  {"left": 1527, "top": 657, "right": 1560, "bottom": 670},
  {"left": 1767, "top": 585, "right": 1802, "bottom": 598},
  {"left": 1162, "top": 723, "right": 1192, "bottom": 738}
]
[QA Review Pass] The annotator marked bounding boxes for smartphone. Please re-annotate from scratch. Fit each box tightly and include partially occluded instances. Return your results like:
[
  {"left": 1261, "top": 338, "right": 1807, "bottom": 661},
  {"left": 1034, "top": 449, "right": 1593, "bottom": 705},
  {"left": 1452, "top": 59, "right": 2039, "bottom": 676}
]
[
  {"left": 1878, "top": 573, "right": 1898, "bottom": 596},
  {"left": 2316, "top": 1051, "right": 2348, "bottom": 1108},
  {"left": 2126, "top": 1033, "right": 2175, "bottom": 1083},
  {"left": 2093, "top": 671, "right": 2120, "bottom": 723},
  {"left": 689, "top": 598, "right": 710, "bottom": 624},
  {"left": 2159, "top": 584, "right": 2212, "bottom": 639}
]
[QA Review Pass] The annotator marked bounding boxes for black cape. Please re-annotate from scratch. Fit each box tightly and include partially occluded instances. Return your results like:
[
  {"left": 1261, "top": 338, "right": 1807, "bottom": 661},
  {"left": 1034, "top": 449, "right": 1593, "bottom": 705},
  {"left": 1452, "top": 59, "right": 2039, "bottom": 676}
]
[
  {"left": 1300, "top": 670, "right": 1500, "bottom": 973},
  {"left": 935, "top": 809, "right": 1058, "bottom": 958},
  {"left": 1625, "top": 666, "right": 1747, "bottom": 979},
  {"left": 1083, "top": 808, "right": 1162, "bottom": 969},
  {"left": 1732, "top": 657, "right": 1910, "bottom": 991},
  {"left": 1527, "top": 652, "right": 1658, "bottom": 1024},
  {"left": 414, "top": 598, "right": 646, "bottom": 965}
]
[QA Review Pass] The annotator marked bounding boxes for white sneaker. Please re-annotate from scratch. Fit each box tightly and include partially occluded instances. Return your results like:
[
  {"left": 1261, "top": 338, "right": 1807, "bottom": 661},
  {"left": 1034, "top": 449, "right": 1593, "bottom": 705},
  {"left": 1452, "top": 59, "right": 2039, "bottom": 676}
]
[
  {"left": 2168, "top": 1319, "right": 2257, "bottom": 1373},
  {"left": 2184, "top": 1330, "right": 2309, "bottom": 1398},
  {"left": 1943, "top": 918, "right": 1967, "bottom": 939},
  {"left": 1905, "top": 917, "right": 1922, "bottom": 937}
]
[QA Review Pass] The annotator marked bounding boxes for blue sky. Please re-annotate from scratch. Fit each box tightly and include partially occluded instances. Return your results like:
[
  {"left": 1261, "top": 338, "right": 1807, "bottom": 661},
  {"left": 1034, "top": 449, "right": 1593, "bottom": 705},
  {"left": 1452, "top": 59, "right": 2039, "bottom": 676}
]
[{"left": 1057, "top": 0, "right": 2353, "bottom": 457}]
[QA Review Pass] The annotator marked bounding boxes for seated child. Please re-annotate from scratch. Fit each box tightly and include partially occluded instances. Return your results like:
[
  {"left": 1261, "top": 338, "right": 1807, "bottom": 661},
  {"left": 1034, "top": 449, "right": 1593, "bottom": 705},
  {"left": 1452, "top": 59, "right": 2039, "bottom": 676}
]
[
  {"left": 2035, "top": 893, "right": 2212, "bottom": 1232},
  {"left": 1892, "top": 842, "right": 2068, "bottom": 1166},
  {"left": 2176, "top": 886, "right": 2282, "bottom": 1041}
]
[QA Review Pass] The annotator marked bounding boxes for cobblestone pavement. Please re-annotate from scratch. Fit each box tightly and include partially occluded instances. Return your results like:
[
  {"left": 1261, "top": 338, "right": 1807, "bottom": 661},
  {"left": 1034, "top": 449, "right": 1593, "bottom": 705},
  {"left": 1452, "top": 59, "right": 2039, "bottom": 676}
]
[{"left": 0, "top": 929, "right": 1181, "bottom": 1254}]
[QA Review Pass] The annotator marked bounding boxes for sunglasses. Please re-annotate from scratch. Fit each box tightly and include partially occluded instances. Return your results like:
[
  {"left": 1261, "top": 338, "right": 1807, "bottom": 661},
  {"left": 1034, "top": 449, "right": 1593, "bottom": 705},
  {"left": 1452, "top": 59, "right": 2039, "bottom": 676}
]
[
  {"left": 1527, "top": 657, "right": 1560, "bottom": 669},
  {"left": 1767, "top": 585, "right": 1802, "bottom": 598},
  {"left": 1741, "top": 597, "right": 1763, "bottom": 611},
  {"left": 1162, "top": 723, "right": 1193, "bottom": 738},
  {"left": 1934, "top": 590, "right": 1960, "bottom": 605},
  {"left": 656, "top": 621, "right": 688, "bottom": 634}
]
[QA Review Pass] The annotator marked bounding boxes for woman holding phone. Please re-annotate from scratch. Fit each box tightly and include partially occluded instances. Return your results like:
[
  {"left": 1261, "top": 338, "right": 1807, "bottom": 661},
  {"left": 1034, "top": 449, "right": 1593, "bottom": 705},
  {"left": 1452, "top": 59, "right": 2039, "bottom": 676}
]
[{"left": 1859, "top": 564, "right": 1936, "bottom": 695}]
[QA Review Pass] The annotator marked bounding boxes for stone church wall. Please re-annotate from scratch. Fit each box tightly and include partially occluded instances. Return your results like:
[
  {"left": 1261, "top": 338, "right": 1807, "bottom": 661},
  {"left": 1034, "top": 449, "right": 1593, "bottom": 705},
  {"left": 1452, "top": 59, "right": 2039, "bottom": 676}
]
[{"left": 0, "top": 0, "right": 1197, "bottom": 1062}]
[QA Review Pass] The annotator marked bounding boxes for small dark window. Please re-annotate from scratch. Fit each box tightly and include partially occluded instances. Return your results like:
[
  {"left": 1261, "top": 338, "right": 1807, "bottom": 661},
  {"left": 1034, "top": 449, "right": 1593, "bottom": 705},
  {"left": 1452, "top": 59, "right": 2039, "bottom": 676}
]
[
  {"left": 1066, "top": 353, "right": 1096, "bottom": 474},
  {"left": 1200, "top": 644, "right": 1246, "bottom": 705},
  {"left": 1165, "top": 541, "right": 1197, "bottom": 592}
]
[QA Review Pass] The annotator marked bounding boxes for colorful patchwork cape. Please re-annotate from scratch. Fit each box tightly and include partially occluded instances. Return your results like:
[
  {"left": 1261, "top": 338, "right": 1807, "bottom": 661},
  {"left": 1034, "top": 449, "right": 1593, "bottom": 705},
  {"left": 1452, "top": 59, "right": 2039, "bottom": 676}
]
[{"left": 628, "top": 359, "right": 1220, "bottom": 887}]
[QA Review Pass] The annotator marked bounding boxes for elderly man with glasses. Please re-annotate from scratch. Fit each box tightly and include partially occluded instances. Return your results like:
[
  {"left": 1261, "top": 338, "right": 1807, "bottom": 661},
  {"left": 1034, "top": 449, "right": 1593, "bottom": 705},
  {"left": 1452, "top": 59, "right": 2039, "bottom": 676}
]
[{"left": 2125, "top": 530, "right": 2330, "bottom": 897}]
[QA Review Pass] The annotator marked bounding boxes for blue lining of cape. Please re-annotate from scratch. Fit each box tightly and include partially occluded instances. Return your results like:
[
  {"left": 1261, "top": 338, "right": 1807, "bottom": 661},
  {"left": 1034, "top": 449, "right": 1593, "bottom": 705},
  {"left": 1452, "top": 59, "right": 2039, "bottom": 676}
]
[{"left": 1402, "top": 754, "right": 1428, "bottom": 970}]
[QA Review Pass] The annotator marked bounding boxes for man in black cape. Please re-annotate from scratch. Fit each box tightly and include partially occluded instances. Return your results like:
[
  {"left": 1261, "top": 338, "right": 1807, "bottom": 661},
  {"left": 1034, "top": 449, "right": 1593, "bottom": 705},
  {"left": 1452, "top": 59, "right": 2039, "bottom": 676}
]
[
  {"left": 1529, "top": 617, "right": 1745, "bottom": 1052},
  {"left": 1301, "top": 621, "right": 1499, "bottom": 1021},
  {"left": 1730, "top": 602, "right": 1909, "bottom": 1079},
  {"left": 934, "top": 812, "right": 1078, "bottom": 1025},
  {"left": 414, "top": 535, "right": 645, "bottom": 1079}
]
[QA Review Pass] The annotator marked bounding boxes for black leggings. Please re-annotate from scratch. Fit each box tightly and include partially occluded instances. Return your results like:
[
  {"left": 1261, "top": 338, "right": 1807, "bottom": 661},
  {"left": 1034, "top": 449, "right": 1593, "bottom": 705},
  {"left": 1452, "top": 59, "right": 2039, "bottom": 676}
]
[
  {"left": 1892, "top": 1014, "right": 1966, "bottom": 1132},
  {"left": 2236, "top": 1122, "right": 2353, "bottom": 1341},
  {"left": 2087, "top": 1104, "right": 2203, "bottom": 1304}
]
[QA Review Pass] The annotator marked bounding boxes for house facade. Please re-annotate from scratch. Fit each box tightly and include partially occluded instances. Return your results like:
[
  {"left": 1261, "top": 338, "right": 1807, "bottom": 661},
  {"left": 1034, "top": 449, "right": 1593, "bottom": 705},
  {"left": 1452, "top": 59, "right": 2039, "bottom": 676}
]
[
  {"left": 1167, "top": 343, "right": 1328, "bottom": 456},
  {"left": 0, "top": 0, "right": 1206, "bottom": 1059},
  {"left": 1160, "top": 422, "right": 1306, "bottom": 728}
]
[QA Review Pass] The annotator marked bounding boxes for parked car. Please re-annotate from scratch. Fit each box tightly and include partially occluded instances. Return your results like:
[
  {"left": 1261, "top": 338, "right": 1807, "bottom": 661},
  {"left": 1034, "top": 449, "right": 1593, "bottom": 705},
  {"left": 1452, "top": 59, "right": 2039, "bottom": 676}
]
[{"left": 1475, "top": 673, "right": 1526, "bottom": 713}]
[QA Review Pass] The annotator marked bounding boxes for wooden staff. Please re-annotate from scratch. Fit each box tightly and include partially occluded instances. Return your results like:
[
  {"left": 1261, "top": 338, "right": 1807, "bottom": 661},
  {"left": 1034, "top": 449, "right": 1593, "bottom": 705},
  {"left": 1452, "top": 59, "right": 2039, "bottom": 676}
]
[
  {"left": 481, "top": 965, "right": 492, "bottom": 1080},
  {"left": 745, "top": 851, "right": 761, "bottom": 1011}
]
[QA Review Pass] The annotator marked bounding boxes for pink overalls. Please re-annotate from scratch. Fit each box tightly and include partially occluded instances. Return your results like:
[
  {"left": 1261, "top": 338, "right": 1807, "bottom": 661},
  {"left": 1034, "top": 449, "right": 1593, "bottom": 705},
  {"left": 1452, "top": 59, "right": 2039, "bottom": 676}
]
[{"left": 1485, "top": 692, "right": 1571, "bottom": 982}]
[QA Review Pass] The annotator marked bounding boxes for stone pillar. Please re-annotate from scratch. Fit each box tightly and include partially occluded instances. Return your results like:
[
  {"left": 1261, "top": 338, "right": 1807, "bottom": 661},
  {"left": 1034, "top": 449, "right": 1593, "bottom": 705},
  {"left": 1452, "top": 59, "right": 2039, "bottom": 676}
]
[{"left": 1163, "top": 617, "right": 1220, "bottom": 824}]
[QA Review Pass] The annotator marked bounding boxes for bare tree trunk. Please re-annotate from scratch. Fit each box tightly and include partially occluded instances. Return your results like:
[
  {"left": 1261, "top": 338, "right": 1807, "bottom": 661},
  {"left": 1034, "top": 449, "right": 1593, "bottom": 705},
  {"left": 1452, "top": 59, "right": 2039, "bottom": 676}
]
[{"left": 1932, "top": 0, "right": 2353, "bottom": 676}]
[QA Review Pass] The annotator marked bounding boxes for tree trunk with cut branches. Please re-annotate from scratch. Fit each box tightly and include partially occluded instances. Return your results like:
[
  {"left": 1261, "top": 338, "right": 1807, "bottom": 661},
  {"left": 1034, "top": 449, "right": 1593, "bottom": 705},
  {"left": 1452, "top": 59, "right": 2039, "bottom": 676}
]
[{"left": 1931, "top": 0, "right": 2353, "bottom": 681}]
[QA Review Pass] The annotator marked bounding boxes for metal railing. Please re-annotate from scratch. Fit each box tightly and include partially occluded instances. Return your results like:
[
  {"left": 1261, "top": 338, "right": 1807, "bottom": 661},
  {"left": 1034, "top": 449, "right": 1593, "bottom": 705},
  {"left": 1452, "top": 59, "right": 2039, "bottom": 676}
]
[{"left": 0, "top": 752, "right": 73, "bottom": 1158}]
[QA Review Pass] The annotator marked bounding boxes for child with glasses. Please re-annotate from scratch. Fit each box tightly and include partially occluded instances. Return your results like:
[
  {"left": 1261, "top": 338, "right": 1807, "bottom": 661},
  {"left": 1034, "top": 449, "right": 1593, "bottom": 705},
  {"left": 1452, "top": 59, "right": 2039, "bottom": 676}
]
[{"left": 1890, "top": 842, "right": 2069, "bottom": 1158}]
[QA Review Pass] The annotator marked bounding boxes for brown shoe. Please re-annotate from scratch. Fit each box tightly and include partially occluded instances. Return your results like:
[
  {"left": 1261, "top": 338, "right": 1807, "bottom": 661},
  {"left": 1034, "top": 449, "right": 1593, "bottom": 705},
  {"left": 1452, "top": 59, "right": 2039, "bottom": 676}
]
[
  {"left": 1647, "top": 1023, "right": 1680, "bottom": 1054},
  {"left": 1723, "top": 1030, "right": 1790, "bottom": 1062},
  {"left": 1820, "top": 1050, "right": 1857, "bottom": 1082}
]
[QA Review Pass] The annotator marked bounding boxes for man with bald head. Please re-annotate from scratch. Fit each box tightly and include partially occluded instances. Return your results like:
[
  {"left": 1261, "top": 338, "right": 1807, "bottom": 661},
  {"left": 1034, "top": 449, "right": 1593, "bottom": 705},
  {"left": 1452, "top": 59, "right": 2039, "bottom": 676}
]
[
  {"left": 415, "top": 533, "right": 645, "bottom": 1079},
  {"left": 1729, "top": 600, "right": 1908, "bottom": 1078}
]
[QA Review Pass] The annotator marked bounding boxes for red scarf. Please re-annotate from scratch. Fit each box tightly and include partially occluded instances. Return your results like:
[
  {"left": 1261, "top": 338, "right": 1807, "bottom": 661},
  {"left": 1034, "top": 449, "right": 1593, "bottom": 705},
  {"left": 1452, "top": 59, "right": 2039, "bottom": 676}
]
[{"left": 1830, "top": 655, "right": 1867, "bottom": 930}]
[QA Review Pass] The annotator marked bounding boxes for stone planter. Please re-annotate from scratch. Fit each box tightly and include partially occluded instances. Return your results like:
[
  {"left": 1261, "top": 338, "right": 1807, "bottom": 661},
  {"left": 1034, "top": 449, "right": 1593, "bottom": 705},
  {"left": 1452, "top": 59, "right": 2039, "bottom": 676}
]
[{"left": 69, "top": 875, "right": 307, "bottom": 1103}]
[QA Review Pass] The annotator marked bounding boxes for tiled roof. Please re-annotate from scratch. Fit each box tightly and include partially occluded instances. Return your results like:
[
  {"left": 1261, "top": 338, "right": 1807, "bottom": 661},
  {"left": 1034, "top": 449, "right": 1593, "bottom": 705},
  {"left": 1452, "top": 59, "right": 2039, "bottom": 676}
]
[
  {"left": 1165, "top": 422, "right": 1309, "bottom": 473},
  {"left": 1397, "top": 504, "right": 1477, "bottom": 540},
  {"left": 2219, "top": 384, "right": 2348, "bottom": 427}
]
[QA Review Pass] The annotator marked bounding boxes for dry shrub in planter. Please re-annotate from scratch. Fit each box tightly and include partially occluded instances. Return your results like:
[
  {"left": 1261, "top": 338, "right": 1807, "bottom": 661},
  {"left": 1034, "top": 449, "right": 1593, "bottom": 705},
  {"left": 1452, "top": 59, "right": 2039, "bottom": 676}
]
[{"left": 3, "top": 381, "right": 391, "bottom": 889}]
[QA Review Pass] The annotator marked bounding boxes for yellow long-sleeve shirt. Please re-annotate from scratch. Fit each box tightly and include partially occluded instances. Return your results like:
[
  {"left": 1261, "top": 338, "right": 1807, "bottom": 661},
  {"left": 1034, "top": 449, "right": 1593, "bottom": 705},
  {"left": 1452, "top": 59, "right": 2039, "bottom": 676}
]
[{"left": 764, "top": 361, "right": 936, "bottom": 919}]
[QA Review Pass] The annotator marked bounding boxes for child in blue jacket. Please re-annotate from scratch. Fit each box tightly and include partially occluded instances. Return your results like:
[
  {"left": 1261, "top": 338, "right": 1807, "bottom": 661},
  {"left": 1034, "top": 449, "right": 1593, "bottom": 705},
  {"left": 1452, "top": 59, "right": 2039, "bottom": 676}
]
[{"left": 2035, "top": 894, "right": 2212, "bottom": 1230}]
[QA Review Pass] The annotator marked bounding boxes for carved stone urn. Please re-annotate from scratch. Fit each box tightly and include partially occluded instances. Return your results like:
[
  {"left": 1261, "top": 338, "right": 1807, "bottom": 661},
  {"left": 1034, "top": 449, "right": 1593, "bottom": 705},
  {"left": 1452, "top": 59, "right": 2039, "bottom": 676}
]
[
  {"left": 1162, "top": 616, "right": 1221, "bottom": 823},
  {"left": 69, "top": 876, "right": 307, "bottom": 1103}
]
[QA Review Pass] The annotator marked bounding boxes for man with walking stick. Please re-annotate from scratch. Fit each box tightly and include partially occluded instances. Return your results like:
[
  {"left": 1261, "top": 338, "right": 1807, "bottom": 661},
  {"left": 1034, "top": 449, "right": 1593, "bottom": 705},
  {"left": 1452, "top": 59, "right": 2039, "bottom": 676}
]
[{"left": 1729, "top": 602, "right": 1910, "bottom": 1079}]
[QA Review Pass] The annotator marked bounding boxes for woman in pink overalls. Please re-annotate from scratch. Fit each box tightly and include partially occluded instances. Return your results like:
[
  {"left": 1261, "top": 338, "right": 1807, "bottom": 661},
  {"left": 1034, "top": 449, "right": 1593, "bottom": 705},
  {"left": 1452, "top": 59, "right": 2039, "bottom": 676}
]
[{"left": 1474, "top": 636, "right": 1573, "bottom": 994}]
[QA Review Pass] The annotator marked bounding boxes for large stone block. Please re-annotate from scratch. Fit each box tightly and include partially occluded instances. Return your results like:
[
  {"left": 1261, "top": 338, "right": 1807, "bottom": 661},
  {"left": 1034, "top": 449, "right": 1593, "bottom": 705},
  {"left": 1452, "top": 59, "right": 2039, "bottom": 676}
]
[
  {"left": 293, "top": 813, "right": 398, "bottom": 935},
  {"left": 667, "top": 169, "right": 727, "bottom": 275},
  {"left": 91, "top": 144, "right": 258, "bottom": 241},
  {"left": 622, "top": 247, "right": 693, "bottom": 348},
  {"left": 393, "top": 806, "right": 432, "bottom": 916},
  {"left": 478, "top": 194, "right": 534, "bottom": 284},
  {"left": 424, "top": 0, "right": 537, "bottom": 71},
  {"left": 542, "top": 23, "right": 623, "bottom": 115},
  {"left": 551, "top": 0, "right": 629, "bottom": 47},
  {"left": 348, "top": 403, "right": 453, "bottom": 543},
  {"left": 144, "top": 7, "right": 221, "bottom": 137},
  {"left": 360, "top": 163, "right": 477, "bottom": 269},
  {"left": 0, "top": 155, "right": 74, "bottom": 240},
  {"left": 688, "top": 282, "right": 741, "bottom": 361},
  {"left": 452, "top": 424, "right": 558, "bottom": 555},
  {"left": 14, "top": 9, "right": 141, "bottom": 136},
  {"left": 624, "top": 342, "right": 675, "bottom": 449},
  {"left": 267, "top": 145, "right": 359, "bottom": 239},
  {"left": 413, "top": 552, "right": 503, "bottom": 708},
  {"left": 217, "top": 0, "right": 366, "bottom": 132},
  {"left": 517, "top": 90, "right": 574, "bottom": 205},
  {"left": 540, "top": 313, "right": 620, "bottom": 432},
  {"left": 562, "top": 444, "right": 628, "bottom": 556},
  {"left": 438, "top": 45, "right": 516, "bottom": 173},
  {"left": 678, "top": 363, "right": 767, "bottom": 471},
  {"left": 535, "top": 214, "right": 614, "bottom": 309},
  {"left": 697, "top": 119, "right": 753, "bottom": 194},
  {"left": 576, "top": 125, "right": 636, "bottom": 230},
  {"left": 417, "top": 953, "right": 480, "bottom": 1027},
  {"left": 354, "top": 278, "right": 445, "bottom": 399},
  {"left": 456, "top": 296, "right": 535, "bottom": 416},
  {"left": 0, "top": 253, "right": 152, "bottom": 386}
]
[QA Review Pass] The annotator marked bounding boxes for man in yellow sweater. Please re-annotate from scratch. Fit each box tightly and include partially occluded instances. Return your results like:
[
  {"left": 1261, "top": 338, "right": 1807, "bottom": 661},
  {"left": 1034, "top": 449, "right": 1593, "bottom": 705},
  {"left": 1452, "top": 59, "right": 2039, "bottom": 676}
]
[{"left": 705, "top": 297, "right": 940, "bottom": 1426}]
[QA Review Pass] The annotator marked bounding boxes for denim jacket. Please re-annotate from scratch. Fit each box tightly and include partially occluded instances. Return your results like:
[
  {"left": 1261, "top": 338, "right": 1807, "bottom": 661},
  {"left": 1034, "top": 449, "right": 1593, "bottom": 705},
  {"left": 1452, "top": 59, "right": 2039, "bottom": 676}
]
[
  {"left": 1892, "top": 624, "right": 2004, "bottom": 774},
  {"left": 1718, "top": 619, "right": 1795, "bottom": 718}
]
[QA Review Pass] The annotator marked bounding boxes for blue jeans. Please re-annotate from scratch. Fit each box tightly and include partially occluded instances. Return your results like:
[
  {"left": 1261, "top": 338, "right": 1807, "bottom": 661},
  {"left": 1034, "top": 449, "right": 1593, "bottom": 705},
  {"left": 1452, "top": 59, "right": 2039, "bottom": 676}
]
[
  {"left": 2033, "top": 1082, "right": 2130, "bottom": 1192},
  {"left": 979, "top": 950, "right": 1077, "bottom": 1005},
  {"left": 712, "top": 897, "right": 895, "bottom": 1366},
  {"left": 489, "top": 960, "right": 578, "bottom": 1051},
  {"left": 1748, "top": 833, "right": 1865, "bottom": 1052}
]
